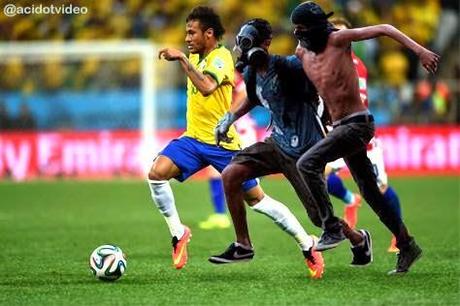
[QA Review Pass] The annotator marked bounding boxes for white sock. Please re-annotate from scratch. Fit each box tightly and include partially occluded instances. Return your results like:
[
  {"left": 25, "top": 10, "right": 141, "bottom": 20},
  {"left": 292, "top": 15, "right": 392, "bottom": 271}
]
[
  {"left": 251, "top": 195, "right": 313, "bottom": 251},
  {"left": 148, "top": 179, "right": 185, "bottom": 239}
]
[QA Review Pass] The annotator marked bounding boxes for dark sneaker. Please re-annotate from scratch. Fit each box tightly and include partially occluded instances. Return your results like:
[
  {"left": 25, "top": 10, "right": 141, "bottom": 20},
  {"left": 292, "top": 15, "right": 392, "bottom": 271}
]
[
  {"left": 315, "top": 230, "right": 346, "bottom": 251},
  {"left": 388, "top": 239, "right": 422, "bottom": 275},
  {"left": 350, "top": 229, "right": 373, "bottom": 267},
  {"left": 208, "top": 242, "right": 254, "bottom": 264}
]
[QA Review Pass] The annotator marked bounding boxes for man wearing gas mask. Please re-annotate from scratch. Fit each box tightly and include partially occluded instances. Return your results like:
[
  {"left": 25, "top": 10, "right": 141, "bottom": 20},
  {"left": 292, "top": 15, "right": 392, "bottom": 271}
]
[
  {"left": 210, "top": 19, "right": 372, "bottom": 277},
  {"left": 290, "top": 1, "right": 439, "bottom": 274},
  {"left": 152, "top": 6, "right": 327, "bottom": 273}
]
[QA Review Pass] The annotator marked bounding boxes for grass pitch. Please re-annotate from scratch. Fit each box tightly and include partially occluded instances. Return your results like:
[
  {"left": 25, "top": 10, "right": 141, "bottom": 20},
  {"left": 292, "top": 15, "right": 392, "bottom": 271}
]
[{"left": 0, "top": 177, "right": 459, "bottom": 305}]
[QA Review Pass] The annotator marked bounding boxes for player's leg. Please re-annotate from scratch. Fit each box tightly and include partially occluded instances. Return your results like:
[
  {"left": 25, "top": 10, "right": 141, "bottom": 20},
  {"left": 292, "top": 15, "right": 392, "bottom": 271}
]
[
  {"left": 286, "top": 158, "right": 370, "bottom": 267},
  {"left": 326, "top": 164, "right": 362, "bottom": 229},
  {"left": 344, "top": 146, "right": 421, "bottom": 274},
  {"left": 244, "top": 181, "right": 324, "bottom": 278},
  {"left": 148, "top": 155, "right": 183, "bottom": 239},
  {"left": 199, "top": 166, "right": 230, "bottom": 230},
  {"left": 147, "top": 137, "right": 205, "bottom": 269},
  {"left": 208, "top": 140, "right": 323, "bottom": 277},
  {"left": 215, "top": 141, "right": 316, "bottom": 252},
  {"left": 381, "top": 184, "right": 400, "bottom": 252},
  {"left": 368, "top": 144, "right": 402, "bottom": 252},
  {"left": 296, "top": 124, "right": 368, "bottom": 251}
]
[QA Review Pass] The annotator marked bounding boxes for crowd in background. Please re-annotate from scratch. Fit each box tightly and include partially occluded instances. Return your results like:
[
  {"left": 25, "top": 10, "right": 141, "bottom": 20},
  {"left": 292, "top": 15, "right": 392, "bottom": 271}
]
[
  {"left": 0, "top": 101, "right": 36, "bottom": 130},
  {"left": 0, "top": 0, "right": 459, "bottom": 129}
]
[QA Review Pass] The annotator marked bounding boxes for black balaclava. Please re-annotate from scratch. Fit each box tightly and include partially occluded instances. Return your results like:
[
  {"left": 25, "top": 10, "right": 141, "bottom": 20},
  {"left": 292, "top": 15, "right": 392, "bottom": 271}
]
[{"left": 290, "top": 1, "right": 336, "bottom": 53}]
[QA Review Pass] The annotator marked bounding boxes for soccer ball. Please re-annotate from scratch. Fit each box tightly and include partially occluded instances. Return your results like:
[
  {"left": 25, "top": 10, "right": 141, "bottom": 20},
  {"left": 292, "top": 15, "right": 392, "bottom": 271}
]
[{"left": 89, "top": 244, "right": 127, "bottom": 281}]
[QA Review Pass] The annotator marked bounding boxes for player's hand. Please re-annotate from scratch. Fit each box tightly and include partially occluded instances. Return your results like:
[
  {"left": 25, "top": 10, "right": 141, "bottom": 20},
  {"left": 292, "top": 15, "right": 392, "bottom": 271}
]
[
  {"left": 419, "top": 48, "right": 440, "bottom": 74},
  {"left": 215, "top": 112, "right": 236, "bottom": 146},
  {"left": 158, "top": 48, "right": 185, "bottom": 61}
]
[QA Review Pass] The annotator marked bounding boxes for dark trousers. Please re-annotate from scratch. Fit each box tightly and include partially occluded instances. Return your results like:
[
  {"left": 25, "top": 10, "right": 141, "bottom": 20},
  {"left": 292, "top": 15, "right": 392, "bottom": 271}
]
[
  {"left": 231, "top": 137, "right": 323, "bottom": 228},
  {"left": 296, "top": 118, "right": 407, "bottom": 242}
]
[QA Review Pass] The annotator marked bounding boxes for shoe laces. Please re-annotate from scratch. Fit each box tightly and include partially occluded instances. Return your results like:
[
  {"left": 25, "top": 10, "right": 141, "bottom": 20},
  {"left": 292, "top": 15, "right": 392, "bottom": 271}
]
[
  {"left": 303, "top": 250, "right": 316, "bottom": 264},
  {"left": 396, "top": 251, "right": 407, "bottom": 268},
  {"left": 171, "top": 236, "right": 179, "bottom": 250}
]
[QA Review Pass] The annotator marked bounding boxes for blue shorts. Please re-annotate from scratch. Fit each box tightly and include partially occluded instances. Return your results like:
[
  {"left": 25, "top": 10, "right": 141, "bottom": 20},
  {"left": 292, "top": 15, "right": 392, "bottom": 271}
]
[{"left": 159, "top": 136, "right": 258, "bottom": 192}]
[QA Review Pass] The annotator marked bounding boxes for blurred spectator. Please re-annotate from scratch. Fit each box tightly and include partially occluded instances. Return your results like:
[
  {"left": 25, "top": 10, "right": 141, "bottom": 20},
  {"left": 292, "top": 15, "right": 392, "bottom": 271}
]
[
  {"left": 0, "top": 102, "right": 13, "bottom": 130},
  {"left": 379, "top": 46, "right": 409, "bottom": 87},
  {"left": 0, "top": 0, "right": 458, "bottom": 126},
  {"left": 0, "top": 57, "right": 25, "bottom": 91},
  {"left": 13, "top": 103, "right": 36, "bottom": 130}
]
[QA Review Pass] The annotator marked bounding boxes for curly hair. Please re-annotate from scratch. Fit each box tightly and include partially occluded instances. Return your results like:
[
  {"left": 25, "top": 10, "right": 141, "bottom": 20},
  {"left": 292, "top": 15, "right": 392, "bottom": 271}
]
[{"left": 186, "top": 6, "right": 225, "bottom": 40}]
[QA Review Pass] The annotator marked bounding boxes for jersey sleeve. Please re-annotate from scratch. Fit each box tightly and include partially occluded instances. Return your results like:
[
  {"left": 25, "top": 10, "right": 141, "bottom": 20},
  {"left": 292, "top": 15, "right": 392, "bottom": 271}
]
[
  {"left": 284, "top": 55, "right": 303, "bottom": 72},
  {"left": 203, "top": 52, "right": 232, "bottom": 86}
]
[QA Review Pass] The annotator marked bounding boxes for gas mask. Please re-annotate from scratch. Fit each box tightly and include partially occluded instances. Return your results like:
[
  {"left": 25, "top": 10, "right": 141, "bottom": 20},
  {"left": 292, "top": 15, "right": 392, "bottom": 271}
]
[{"left": 234, "top": 23, "right": 268, "bottom": 72}]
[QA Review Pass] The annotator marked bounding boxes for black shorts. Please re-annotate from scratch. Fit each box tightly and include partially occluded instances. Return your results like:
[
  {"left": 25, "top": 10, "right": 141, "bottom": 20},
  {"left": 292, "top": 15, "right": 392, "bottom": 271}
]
[{"left": 231, "top": 137, "right": 322, "bottom": 227}]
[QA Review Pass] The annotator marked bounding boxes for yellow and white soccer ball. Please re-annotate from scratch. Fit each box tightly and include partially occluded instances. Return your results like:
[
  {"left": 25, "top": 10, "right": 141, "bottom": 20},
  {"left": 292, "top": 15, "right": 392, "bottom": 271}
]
[{"left": 89, "top": 244, "right": 127, "bottom": 281}]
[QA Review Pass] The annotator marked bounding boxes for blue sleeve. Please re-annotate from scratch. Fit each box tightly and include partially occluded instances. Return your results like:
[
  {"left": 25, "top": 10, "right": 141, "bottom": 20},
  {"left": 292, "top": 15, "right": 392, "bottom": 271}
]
[
  {"left": 285, "top": 55, "right": 304, "bottom": 74},
  {"left": 273, "top": 55, "right": 304, "bottom": 77}
]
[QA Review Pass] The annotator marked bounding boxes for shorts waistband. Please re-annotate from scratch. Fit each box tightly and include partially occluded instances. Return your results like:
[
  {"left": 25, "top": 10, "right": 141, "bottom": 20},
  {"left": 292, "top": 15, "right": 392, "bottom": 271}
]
[{"left": 332, "top": 111, "right": 374, "bottom": 127}]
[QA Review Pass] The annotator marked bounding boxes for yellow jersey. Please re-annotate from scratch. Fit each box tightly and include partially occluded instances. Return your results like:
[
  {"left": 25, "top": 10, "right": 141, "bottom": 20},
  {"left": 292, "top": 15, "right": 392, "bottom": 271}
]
[{"left": 183, "top": 45, "right": 241, "bottom": 151}]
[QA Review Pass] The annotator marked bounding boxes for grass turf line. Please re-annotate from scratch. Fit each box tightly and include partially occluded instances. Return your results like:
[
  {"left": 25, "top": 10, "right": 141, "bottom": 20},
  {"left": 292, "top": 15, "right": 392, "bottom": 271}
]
[{"left": 0, "top": 177, "right": 458, "bottom": 305}]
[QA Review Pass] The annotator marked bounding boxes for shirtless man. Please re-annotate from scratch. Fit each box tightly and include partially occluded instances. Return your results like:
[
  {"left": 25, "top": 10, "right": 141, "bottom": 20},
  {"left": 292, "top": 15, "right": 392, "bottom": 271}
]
[{"left": 290, "top": 1, "right": 439, "bottom": 274}]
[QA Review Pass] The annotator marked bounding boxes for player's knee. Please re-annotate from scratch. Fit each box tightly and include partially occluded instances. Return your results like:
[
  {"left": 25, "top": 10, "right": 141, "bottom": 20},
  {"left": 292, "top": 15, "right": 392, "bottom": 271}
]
[
  {"left": 221, "top": 165, "right": 243, "bottom": 188},
  {"left": 296, "top": 155, "right": 317, "bottom": 175},
  {"left": 148, "top": 166, "right": 168, "bottom": 181},
  {"left": 244, "top": 185, "right": 264, "bottom": 206}
]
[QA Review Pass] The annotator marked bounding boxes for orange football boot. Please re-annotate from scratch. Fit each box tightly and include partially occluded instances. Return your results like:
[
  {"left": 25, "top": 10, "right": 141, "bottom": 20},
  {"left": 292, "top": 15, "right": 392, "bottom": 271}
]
[
  {"left": 305, "top": 236, "right": 325, "bottom": 279},
  {"left": 343, "top": 194, "right": 362, "bottom": 229},
  {"left": 387, "top": 235, "right": 399, "bottom": 253},
  {"left": 172, "top": 226, "right": 192, "bottom": 269}
]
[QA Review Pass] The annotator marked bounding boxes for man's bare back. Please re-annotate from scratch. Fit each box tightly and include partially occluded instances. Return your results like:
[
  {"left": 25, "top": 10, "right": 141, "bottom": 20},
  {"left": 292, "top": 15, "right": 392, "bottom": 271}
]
[{"left": 295, "top": 36, "right": 365, "bottom": 121}]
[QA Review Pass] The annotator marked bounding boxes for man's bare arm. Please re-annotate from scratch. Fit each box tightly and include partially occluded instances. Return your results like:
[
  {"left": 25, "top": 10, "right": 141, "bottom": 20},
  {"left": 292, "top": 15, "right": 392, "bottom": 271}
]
[
  {"left": 332, "top": 25, "right": 440, "bottom": 73},
  {"left": 230, "top": 93, "right": 257, "bottom": 121},
  {"left": 158, "top": 48, "right": 218, "bottom": 96}
]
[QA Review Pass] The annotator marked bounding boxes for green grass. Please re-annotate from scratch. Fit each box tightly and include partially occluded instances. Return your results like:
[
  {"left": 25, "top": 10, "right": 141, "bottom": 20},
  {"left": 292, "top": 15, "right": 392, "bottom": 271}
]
[{"left": 0, "top": 177, "right": 459, "bottom": 305}]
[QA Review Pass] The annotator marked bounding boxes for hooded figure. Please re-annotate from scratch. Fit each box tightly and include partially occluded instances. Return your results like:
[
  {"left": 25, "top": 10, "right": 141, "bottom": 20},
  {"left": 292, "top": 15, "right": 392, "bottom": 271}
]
[{"left": 290, "top": 1, "right": 336, "bottom": 53}]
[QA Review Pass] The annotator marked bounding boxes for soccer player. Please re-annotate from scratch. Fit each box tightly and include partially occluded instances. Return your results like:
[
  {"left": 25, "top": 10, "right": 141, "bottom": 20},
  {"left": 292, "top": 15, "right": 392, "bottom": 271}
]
[
  {"left": 290, "top": 1, "right": 439, "bottom": 274},
  {"left": 150, "top": 6, "right": 321, "bottom": 272},
  {"left": 210, "top": 19, "right": 373, "bottom": 278},
  {"left": 326, "top": 17, "right": 401, "bottom": 252},
  {"left": 199, "top": 72, "right": 257, "bottom": 231}
]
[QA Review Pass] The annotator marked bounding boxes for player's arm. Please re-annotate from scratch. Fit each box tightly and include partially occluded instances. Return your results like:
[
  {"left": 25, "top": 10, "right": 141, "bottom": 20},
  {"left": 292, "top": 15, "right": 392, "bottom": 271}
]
[
  {"left": 231, "top": 91, "right": 257, "bottom": 120},
  {"left": 331, "top": 26, "right": 440, "bottom": 74},
  {"left": 158, "top": 48, "right": 217, "bottom": 96}
]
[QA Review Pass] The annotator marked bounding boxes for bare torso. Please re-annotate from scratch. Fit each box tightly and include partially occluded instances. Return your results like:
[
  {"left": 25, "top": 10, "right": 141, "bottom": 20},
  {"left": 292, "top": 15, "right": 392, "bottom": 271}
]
[{"left": 296, "top": 34, "right": 366, "bottom": 121}]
